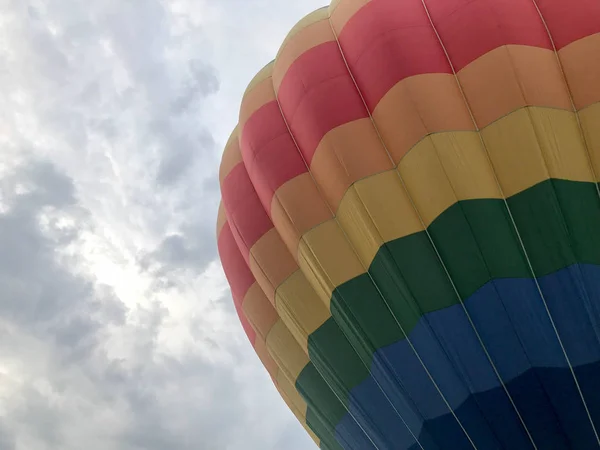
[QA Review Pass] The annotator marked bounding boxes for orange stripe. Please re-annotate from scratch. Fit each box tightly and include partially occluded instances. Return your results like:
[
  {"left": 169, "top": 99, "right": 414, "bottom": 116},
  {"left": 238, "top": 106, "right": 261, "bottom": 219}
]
[
  {"left": 249, "top": 228, "right": 298, "bottom": 305},
  {"left": 254, "top": 337, "right": 280, "bottom": 382},
  {"left": 216, "top": 202, "right": 227, "bottom": 239},
  {"left": 372, "top": 73, "right": 474, "bottom": 164},
  {"left": 218, "top": 126, "right": 242, "bottom": 184},
  {"left": 271, "top": 172, "right": 333, "bottom": 259},
  {"left": 242, "top": 283, "right": 279, "bottom": 341},
  {"left": 309, "top": 118, "right": 393, "bottom": 212},
  {"left": 559, "top": 33, "right": 600, "bottom": 110},
  {"left": 457, "top": 45, "right": 572, "bottom": 128}
]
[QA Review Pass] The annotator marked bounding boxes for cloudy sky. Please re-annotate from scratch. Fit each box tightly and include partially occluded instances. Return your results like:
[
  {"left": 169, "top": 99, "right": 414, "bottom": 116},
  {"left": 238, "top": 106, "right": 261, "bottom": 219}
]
[{"left": 0, "top": 1, "right": 325, "bottom": 449}]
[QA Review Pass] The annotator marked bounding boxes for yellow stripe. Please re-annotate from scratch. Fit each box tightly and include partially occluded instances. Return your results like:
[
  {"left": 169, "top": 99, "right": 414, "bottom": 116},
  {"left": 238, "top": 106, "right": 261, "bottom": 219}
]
[
  {"left": 482, "top": 108, "right": 594, "bottom": 197},
  {"left": 279, "top": 392, "right": 320, "bottom": 446},
  {"left": 266, "top": 320, "right": 310, "bottom": 385},
  {"left": 275, "top": 270, "right": 331, "bottom": 354},
  {"left": 399, "top": 132, "right": 503, "bottom": 226},
  {"left": 254, "top": 104, "right": 600, "bottom": 362},
  {"left": 254, "top": 337, "right": 280, "bottom": 381},
  {"left": 278, "top": 375, "right": 309, "bottom": 421},
  {"left": 286, "top": 106, "right": 600, "bottom": 304},
  {"left": 299, "top": 219, "right": 365, "bottom": 308},
  {"left": 580, "top": 102, "right": 600, "bottom": 179},
  {"left": 337, "top": 171, "right": 424, "bottom": 268}
]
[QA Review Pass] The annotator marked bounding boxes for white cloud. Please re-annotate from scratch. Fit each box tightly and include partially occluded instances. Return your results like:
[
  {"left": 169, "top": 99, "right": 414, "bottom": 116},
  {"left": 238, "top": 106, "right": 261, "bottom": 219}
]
[{"left": 0, "top": 0, "right": 326, "bottom": 449}]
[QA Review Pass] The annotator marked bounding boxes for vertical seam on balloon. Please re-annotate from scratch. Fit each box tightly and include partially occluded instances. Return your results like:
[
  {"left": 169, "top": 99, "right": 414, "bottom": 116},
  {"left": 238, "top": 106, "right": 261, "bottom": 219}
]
[
  {"left": 326, "top": 9, "right": 482, "bottom": 450},
  {"left": 270, "top": 13, "right": 435, "bottom": 449},
  {"left": 328, "top": 9, "right": 483, "bottom": 450},
  {"left": 267, "top": 328, "right": 344, "bottom": 448},
  {"left": 327, "top": 5, "right": 547, "bottom": 450},
  {"left": 323, "top": 18, "right": 456, "bottom": 450},
  {"left": 417, "top": 2, "right": 542, "bottom": 448},
  {"left": 530, "top": 0, "right": 600, "bottom": 198},
  {"left": 269, "top": 265, "right": 378, "bottom": 445},
  {"left": 487, "top": 47, "right": 574, "bottom": 441},
  {"left": 285, "top": 186, "right": 386, "bottom": 447},
  {"left": 287, "top": 367, "right": 342, "bottom": 448},
  {"left": 509, "top": 43, "right": 600, "bottom": 408},
  {"left": 269, "top": 18, "right": 386, "bottom": 450},
  {"left": 420, "top": 124, "right": 567, "bottom": 441},
  {"left": 419, "top": 1, "right": 600, "bottom": 447},
  {"left": 527, "top": 2, "right": 600, "bottom": 443}
]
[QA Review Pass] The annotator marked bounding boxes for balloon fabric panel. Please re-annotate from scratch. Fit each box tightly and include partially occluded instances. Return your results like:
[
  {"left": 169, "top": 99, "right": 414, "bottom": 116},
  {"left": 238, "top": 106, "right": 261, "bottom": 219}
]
[{"left": 217, "top": 0, "right": 600, "bottom": 448}]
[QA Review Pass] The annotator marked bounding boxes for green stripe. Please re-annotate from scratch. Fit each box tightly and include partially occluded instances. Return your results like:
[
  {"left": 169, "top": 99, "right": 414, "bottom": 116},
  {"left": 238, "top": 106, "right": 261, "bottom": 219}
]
[
  {"left": 296, "top": 179, "right": 600, "bottom": 443},
  {"left": 297, "top": 363, "right": 345, "bottom": 450},
  {"left": 318, "top": 437, "right": 344, "bottom": 450}
]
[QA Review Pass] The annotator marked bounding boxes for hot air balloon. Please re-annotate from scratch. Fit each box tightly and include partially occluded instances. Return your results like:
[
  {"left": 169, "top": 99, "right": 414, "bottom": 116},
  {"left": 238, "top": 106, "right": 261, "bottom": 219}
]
[{"left": 216, "top": 0, "right": 600, "bottom": 448}]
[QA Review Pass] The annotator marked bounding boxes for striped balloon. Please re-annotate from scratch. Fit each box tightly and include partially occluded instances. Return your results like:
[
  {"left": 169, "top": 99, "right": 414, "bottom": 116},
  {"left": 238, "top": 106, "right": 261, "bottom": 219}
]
[{"left": 216, "top": 0, "right": 600, "bottom": 448}]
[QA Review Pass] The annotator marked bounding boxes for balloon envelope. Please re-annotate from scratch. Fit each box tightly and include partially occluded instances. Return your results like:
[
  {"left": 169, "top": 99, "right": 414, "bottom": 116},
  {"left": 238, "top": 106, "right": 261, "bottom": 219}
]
[{"left": 217, "top": 1, "right": 600, "bottom": 448}]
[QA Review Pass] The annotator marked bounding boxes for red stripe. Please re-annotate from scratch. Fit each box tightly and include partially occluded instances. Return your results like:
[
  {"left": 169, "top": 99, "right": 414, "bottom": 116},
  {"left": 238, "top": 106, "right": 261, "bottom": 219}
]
[
  {"left": 241, "top": 101, "right": 288, "bottom": 153},
  {"left": 425, "top": 0, "right": 552, "bottom": 72},
  {"left": 221, "top": 163, "right": 273, "bottom": 256},
  {"left": 535, "top": 0, "right": 600, "bottom": 50},
  {"left": 218, "top": 222, "right": 257, "bottom": 344},
  {"left": 278, "top": 41, "right": 367, "bottom": 165},
  {"left": 338, "top": 0, "right": 452, "bottom": 110},
  {"left": 240, "top": 101, "right": 308, "bottom": 211}
]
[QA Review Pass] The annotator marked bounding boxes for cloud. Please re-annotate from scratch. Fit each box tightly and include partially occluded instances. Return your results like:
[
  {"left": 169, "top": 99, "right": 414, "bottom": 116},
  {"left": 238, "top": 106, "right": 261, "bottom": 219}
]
[
  {"left": 0, "top": 159, "right": 308, "bottom": 450},
  {"left": 0, "top": 1, "right": 326, "bottom": 449}
]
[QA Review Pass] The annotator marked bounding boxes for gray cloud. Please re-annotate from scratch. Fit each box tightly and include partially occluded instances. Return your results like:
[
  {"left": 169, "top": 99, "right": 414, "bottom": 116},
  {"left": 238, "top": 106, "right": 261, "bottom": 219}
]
[
  {"left": 0, "top": 1, "right": 323, "bottom": 449},
  {"left": 0, "top": 418, "right": 16, "bottom": 450},
  {"left": 0, "top": 160, "right": 305, "bottom": 450}
]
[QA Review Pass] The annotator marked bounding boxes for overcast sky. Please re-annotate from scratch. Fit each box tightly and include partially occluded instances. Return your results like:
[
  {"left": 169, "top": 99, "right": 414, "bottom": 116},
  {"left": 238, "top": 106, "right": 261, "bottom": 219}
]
[{"left": 0, "top": 1, "right": 325, "bottom": 449}]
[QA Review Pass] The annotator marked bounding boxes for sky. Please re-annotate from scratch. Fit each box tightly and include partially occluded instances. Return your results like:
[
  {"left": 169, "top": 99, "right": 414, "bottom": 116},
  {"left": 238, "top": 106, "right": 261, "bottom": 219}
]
[{"left": 0, "top": 1, "right": 326, "bottom": 449}]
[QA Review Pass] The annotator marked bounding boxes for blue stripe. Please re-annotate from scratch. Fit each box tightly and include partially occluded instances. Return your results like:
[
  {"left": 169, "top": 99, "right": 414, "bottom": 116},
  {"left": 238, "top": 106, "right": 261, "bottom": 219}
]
[{"left": 333, "top": 264, "right": 600, "bottom": 449}]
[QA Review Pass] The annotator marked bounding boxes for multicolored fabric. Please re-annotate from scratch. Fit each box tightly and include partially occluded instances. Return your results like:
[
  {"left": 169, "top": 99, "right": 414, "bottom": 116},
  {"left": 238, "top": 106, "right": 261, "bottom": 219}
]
[{"left": 216, "top": 0, "right": 600, "bottom": 448}]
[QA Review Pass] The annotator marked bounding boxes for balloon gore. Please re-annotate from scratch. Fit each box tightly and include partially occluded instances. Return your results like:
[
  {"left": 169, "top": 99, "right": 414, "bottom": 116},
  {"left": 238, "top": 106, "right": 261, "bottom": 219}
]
[{"left": 217, "top": 1, "right": 600, "bottom": 448}]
